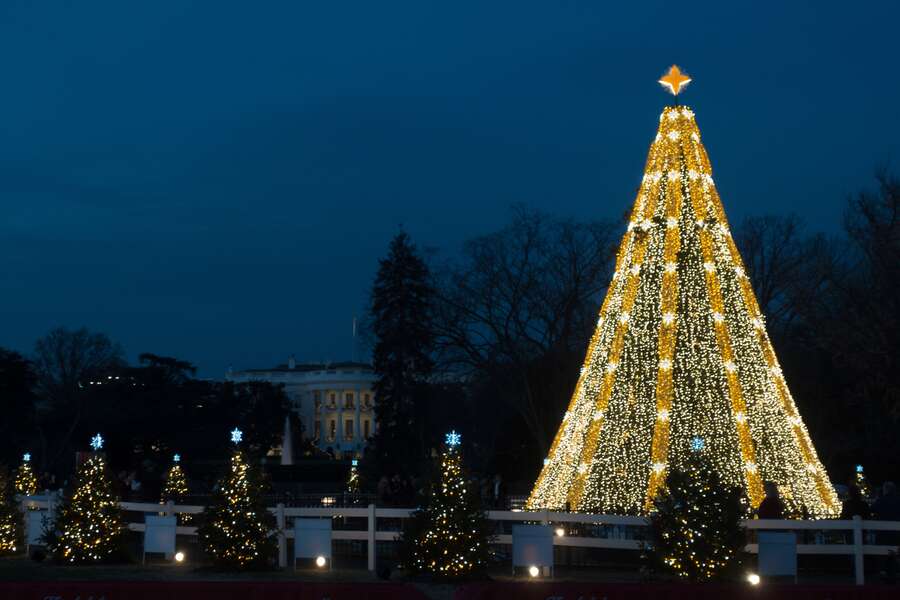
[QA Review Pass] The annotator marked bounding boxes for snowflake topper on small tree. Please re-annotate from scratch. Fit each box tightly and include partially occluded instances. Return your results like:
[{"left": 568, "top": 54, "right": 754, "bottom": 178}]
[
  {"left": 49, "top": 433, "right": 126, "bottom": 564},
  {"left": 401, "top": 431, "right": 492, "bottom": 579},
  {"left": 198, "top": 428, "right": 276, "bottom": 570},
  {"left": 14, "top": 453, "right": 38, "bottom": 497},
  {"left": 645, "top": 450, "right": 747, "bottom": 582}
]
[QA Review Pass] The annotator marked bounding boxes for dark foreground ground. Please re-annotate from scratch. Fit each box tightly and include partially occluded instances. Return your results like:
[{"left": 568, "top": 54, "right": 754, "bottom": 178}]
[{"left": 2, "top": 556, "right": 899, "bottom": 600}]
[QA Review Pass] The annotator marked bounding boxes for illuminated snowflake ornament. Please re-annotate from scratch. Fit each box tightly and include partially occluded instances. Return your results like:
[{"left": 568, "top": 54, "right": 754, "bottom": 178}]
[
  {"left": 230, "top": 428, "right": 243, "bottom": 444},
  {"left": 23, "top": 453, "right": 31, "bottom": 462},
  {"left": 445, "top": 430, "right": 462, "bottom": 447},
  {"left": 173, "top": 454, "right": 181, "bottom": 463},
  {"left": 90, "top": 433, "right": 104, "bottom": 451}
]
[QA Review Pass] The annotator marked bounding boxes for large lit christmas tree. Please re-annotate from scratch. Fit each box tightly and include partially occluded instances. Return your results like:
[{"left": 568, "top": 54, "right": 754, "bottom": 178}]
[
  {"left": 14, "top": 453, "right": 38, "bottom": 497},
  {"left": 529, "top": 67, "right": 839, "bottom": 517},
  {"left": 198, "top": 428, "right": 276, "bottom": 569},
  {"left": 402, "top": 431, "right": 492, "bottom": 579},
  {"left": 0, "top": 466, "right": 23, "bottom": 555},
  {"left": 50, "top": 434, "right": 126, "bottom": 563}
]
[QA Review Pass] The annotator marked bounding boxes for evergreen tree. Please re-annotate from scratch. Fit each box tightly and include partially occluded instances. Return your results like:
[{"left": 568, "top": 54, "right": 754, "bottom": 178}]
[
  {"left": 645, "top": 452, "right": 747, "bottom": 582},
  {"left": 0, "top": 466, "right": 23, "bottom": 555},
  {"left": 198, "top": 438, "right": 276, "bottom": 570},
  {"left": 367, "top": 231, "right": 434, "bottom": 478},
  {"left": 161, "top": 454, "right": 190, "bottom": 523},
  {"left": 14, "top": 454, "right": 38, "bottom": 497},
  {"left": 401, "top": 432, "right": 492, "bottom": 579},
  {"left": 49, "top": 435, "right": 126, "bottom": 564},
  {"left": 346, "top": 459, "right": 360, "bottom": 495}
]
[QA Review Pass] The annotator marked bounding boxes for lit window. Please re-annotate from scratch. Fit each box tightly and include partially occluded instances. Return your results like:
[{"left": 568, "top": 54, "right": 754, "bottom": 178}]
[
  {"left": 345, "top": 420, "right": 354, "bottom": 440},
  {"left": 328, "top": 420, "right": 336, "bottom": 441},
  {"left": 314, "top": 420, "right": 321, "bottom": 440},
  {"left": 344, "top": 392, "right": 354, "bottom": 409},
  {"left": 363, "top": 420, "right": 370, "bottom": 439}
]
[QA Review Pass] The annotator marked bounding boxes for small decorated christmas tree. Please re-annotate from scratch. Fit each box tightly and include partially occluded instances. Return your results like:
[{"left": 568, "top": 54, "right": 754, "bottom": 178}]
[
  {"left": 14, "top": 453, "right": 38, "bottom": 497},
  {"left": 0, "top": 466, "right": 23, "bottom": 555},
  {"left": 161, "top": 454, "right": 190, "bottom": 523},
  {"left": 401, "top": 431, "right": 492, "bottom": 579},
  {"left": 645, "top": 449, "right": 747, "bottom": 582},
  {"left": 346, "top": 459, "right": 360, "bottom": 495},
  {"left": 854, "top": 465, "right": 872, "bottom": 499},
  {"left": 50, "top": 434, "right": 126, "bottom": 564},
  {"left": 198, "top": 428, "right": 276, "bottom": 570}
]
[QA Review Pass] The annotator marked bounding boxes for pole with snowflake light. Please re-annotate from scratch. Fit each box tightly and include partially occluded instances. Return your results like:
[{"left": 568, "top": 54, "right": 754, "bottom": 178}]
[
  {"left": 49, "top": 434, "right": 126, "bottom": 563},
  {"left": 162, "top": 454, "right": 190, "bottom": 523},
  {"left": 401, "top": 431, "right": 492, "bottom": 579},
  {"left": 0, "top": 466, "right": 23, "bottom": 555},
  {"left": 198, "top": 428, "right": 276, "bottom": 570},
  {"left": 14, "top": 453, "right": 38, "bottom": 497}
]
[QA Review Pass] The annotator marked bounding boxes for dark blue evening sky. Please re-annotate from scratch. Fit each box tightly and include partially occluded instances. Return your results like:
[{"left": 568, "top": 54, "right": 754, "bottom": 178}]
[{"left": 2, "top": 1, "right": 898, "bottom": 376}]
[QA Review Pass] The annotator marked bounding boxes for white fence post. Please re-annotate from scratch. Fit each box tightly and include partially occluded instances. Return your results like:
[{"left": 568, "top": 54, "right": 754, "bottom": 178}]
[
  {"left": 164, "top": 501, "right": 175, "bottom": 560},
  {"left": 367, "top": 504, "right": 376, "bottom": 572},
  {"left": 852, "top": 516, "right": 864, "bottom": 586},
  {"left": 276, "top": 503, "right": 287, "bottom": 568}
]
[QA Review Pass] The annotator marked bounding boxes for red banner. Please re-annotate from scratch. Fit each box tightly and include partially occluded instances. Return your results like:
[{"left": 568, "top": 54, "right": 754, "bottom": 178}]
[
  {"left": 455, "top": 582, "right": 897, "bottom": 600},
  {"left": 0, "top": 581, "right": 427, "bottom": 600}
]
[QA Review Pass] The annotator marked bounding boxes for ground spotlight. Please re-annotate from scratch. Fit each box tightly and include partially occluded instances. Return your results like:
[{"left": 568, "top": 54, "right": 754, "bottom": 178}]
[
  {"left": 555, "top": 527, "right": 565, "bottom": 537},
  {"left": 174, "top": 551, "right": 185, "bottom": 563},
  {"left": 315, "top": 555, "right": 327, "bottom": 568},
  {"left": 746, "top": 572, "right": 760, "bottom": 585},
  {"left": 528, "top": 565, "right": 540, "bottom": 578}
]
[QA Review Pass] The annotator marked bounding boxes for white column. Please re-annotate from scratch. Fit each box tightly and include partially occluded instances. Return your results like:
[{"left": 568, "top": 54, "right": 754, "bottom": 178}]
[
  {"left": 336, "top": 390, "right": 344, "bottom": 451},
  {"left": 354, "top": 386, "right": 362, "bottom": 452}
]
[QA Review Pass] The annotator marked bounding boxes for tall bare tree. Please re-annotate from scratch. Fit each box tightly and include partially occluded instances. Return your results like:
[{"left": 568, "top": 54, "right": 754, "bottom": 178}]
[
  {"left": 432, "top": 207, "right": 616, "bottom": 454},
  {"left": 33, "top": 327, "right": 124, "bottom": 468}
]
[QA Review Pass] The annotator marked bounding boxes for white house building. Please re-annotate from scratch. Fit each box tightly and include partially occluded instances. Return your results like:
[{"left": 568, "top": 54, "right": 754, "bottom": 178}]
[{"left": 226, "top": 357, "right": 376, "bottom": 459}]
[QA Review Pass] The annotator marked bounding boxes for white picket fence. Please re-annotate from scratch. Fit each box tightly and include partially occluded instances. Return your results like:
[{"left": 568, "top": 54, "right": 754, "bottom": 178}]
[{"left": 21, "top": 495, "right": 900, "bottom": 585}]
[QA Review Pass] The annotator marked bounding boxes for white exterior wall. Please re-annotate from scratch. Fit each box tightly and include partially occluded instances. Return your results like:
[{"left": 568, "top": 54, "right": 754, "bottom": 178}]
[{"left": 226, "top": 362, "right": 376, "bottom": 459}]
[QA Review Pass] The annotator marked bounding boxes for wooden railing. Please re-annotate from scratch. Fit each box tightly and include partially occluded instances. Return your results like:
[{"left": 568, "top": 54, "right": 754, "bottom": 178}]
[{"left": 21, "top": 495, "right": 900, "bottom": 585}]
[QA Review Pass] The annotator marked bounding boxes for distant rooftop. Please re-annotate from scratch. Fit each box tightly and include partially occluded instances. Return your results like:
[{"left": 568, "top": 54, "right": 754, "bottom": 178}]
[{"left": 238, "top": 361, "right": 373, "bottom": 374}]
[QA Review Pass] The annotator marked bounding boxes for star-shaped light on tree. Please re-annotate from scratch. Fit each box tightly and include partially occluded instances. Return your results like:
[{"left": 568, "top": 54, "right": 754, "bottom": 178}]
[
  {"left": 690, "top": 436, "right": 705, "bottom": 451},
  {"left": 658, "top": 65, "right": 691, "bottom": 96},
  {"left": 23, "top": 453, "right": 31, "bottom": 463},
  {"left": 173, "top": 454, "right": 181, "bottom": 463},
  {"left": 856, "top": 464, "right": 864, "bottom": 473},
  {"left": 230, "top": 428, "right": 243, "bottom": 444},
  {"left": 90, "top": 433, "right": 104, "bottom": 451},
  {"left": 445, "top": 430, "right": 461, "bottom": 447}
]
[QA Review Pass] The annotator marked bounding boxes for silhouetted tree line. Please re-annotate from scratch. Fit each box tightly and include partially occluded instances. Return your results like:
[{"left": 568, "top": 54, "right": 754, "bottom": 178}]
[
  {"left": 0, "top": 331, "right": 292, "bottom": 493},
  {"left": 367, "top": 174, "right": 899, "bottom": 491}
]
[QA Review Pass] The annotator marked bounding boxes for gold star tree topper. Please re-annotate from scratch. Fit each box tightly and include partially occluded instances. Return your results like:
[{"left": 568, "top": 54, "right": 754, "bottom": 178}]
[{"left": 659, "top": 65, "right": 691, "bottom": 96}]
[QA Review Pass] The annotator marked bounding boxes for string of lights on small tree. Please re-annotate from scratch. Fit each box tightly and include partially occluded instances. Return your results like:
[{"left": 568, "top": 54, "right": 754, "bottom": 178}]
[
  {"left": 48, "top": 434, "right": 126, "bottom": 564},
  {"left": 645, "top": 449, "right": 747, "bottom": 581},
  {"left": 0, "top": 466, "right": 23, "bottom": 555},
  {"left": 197, "top": 428, "right": 276, "bottom": 569},
  {"left": 14, "top": 453, "right": 38, "bottom": 497},
  {"left": 401, "top": 431, "right": 492, "bottom": 579},
  {"left": 346, "top": 458, "right": 360, "bottom": 495},
  {"left": 161, "top": 453, "right": 191, "bottom": 524}
]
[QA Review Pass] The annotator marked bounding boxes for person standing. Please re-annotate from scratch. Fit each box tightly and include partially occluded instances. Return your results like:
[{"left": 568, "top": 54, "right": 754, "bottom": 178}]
[{"left": 757, "top": 482, "right": 785, "bottom": 519}]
